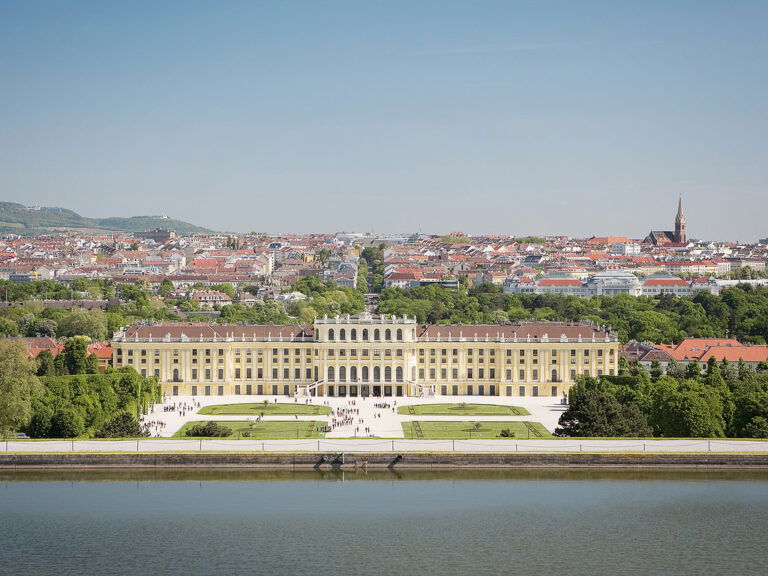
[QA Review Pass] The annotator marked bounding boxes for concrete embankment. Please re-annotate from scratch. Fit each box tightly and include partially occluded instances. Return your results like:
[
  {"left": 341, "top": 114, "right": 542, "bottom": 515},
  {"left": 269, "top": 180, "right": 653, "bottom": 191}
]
[{"left": 1, "top": 452, "right": 768, "bottom": 469}]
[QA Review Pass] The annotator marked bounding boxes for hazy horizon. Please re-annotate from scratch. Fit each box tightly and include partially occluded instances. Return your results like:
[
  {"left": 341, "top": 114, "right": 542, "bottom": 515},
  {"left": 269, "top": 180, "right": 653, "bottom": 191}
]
[{"left": 2, "top": 1, "right": 766, "bottom": 241}]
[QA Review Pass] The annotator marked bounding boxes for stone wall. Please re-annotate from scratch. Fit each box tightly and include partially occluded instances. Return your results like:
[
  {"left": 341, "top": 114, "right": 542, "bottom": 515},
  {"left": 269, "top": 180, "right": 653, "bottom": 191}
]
[{"left": 1, "top": 452, "right": 768, "bottom": 469}]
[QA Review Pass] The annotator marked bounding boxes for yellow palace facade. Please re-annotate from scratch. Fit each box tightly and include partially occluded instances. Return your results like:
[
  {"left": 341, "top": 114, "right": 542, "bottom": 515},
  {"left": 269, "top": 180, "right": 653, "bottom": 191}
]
[{"left": 111, "top": 313, "right": 619, "bottom": 398}]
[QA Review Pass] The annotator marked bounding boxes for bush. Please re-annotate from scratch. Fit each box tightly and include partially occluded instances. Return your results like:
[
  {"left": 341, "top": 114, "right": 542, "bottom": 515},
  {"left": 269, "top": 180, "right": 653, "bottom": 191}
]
[
  {"left": 95, "top": 412, "right": 149, "bottom": 438},
  {"left": 185, "top": 421, "right": 233, "bottom": 438},
  {"left": 499, "top": 428, "right": 515, "bottom": 438},
  {"left": 50, "top": 406, "right": 85, "bottom": 438}
]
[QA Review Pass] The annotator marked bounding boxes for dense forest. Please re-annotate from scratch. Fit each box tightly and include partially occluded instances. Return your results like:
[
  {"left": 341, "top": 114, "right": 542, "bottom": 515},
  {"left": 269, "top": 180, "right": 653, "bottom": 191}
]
[{"left": 557, "top": 358, "right": 768, "bottom": 438}]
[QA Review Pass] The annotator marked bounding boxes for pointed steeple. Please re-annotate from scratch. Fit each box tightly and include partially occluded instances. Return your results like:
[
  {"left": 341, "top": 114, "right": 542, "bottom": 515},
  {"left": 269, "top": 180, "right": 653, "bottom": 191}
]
[{"left": 674, "top": 195, "right": 687, "bottom": 243}]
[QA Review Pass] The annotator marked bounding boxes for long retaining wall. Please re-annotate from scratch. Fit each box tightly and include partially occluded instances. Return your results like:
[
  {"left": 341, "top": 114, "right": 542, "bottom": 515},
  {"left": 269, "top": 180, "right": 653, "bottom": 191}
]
[
  {"left": 5, "top": 438, "right": 768, "bottom": 453},
  {"left": 2, "top": 452, "right": 768, "bottom": 469}
]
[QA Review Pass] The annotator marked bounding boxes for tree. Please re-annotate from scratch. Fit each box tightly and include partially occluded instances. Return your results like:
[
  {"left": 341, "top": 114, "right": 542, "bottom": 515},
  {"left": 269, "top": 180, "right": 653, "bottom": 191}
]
[
  {"left": 95, "top": 412, "right": 149, "bottom": 438},
  {"left": 744, "top": 417, "right": 768, "bottom": 438},
  {"left": 58, "top": 308, "right": 107, "bottom": 339},
  {"left": 212, "top": 283, "right": 235, "bottom": 299},
  {"left": 666, "top": 358, "right": 685, "bottom": 378},
  {"left": 63, "top": 336, "right": 90, "bottom": 375},
  {"left": 649, "top": 359, "right": 663, "bottom": 381},
  {"left": 0, "top": 317, "right": 18, "bottom": 337},
  {"left": 158, "top": 278, "right": 174, "bottom": 298},
  {"left": 556, "top": 377, "right": 651, "bottom": 437},
  {"left": 36, "top": 349, "right": 56, "bottom": 376},
  {"left": 0, "top": 341, "right": 43, "bottom": 438},
  {"left": 87, "top": 353, "right": 100, "bottom": 374},
  {"left": 685, "top": 360, "right": 702, "bottom": 379},
  {"left": 34, "top": 318, "right": 58, "bottom": 337},
  {"left": 49, "top": 405, "right": 85, "bottom": 438},
  {"left": 650, "top": 377, "right": 725, "bottom": 437}
]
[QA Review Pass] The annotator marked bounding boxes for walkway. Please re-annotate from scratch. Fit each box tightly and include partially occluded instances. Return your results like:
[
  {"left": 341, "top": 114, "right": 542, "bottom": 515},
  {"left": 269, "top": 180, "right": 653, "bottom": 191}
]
[{"left": 140, "top": 394, "right": 569, "bottom": 438}]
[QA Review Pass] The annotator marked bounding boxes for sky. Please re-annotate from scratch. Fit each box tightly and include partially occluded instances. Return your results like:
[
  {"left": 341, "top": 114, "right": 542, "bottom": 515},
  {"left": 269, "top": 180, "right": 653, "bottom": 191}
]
[{"left": 1, "top": 1, "right": 766, "bottom": 241}]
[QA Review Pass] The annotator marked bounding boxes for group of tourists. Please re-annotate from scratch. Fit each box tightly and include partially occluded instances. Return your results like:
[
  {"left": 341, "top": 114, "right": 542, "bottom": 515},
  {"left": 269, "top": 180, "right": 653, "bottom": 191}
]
[
  {"left": 139, "top": 417, "right": 167, "bottom": 436},
  {"left": 162, "top": 401, "right": 200, "bottom": 417},
  {"left": 330, "top": 405, "right": 360, "bottom": 429}
]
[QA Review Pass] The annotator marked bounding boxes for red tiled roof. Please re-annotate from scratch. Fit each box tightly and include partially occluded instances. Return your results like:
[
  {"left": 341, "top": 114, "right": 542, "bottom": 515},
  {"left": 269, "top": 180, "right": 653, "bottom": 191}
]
[
  {"left": 698, "top": 346, "right": 768, "bottom": 363},
  {"left": 87, "top": 341, "right": 113, "bottom": 359},
  {"left": 120, "top": 323, "right": 313, "bottom": 341}
]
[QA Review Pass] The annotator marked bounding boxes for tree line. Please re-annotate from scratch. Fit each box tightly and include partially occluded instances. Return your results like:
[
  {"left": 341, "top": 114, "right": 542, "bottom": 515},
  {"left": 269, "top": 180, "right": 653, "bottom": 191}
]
[
  {"left": 557, "top": 358, "right": 768, "bottom": 438},
  {"left": 378, "top": 283, "right": 768, "bottom": 344}
]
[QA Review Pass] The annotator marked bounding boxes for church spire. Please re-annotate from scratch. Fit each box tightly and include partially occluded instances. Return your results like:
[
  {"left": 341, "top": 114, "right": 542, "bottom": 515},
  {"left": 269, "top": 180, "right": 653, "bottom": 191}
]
[{"left": 675, "top": 195, "right": 687, "bottom": 243}]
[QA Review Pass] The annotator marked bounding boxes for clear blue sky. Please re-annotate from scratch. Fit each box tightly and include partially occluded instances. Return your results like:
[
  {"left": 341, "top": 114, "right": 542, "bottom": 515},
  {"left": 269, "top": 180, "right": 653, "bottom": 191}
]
[{"left": 1, "top": 1, "right": 766, "bottom": 240}]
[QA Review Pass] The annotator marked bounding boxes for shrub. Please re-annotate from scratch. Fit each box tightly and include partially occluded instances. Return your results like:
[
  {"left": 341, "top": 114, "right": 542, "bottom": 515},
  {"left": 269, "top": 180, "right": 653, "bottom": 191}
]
[
  {"left": 50, "top": 406, "right": 85, "bottom": 438},
  {"left": 185, "top": 421, "right": 233, "bottom": 438},
  {"left": 499, "top": 428, "right": 515, "bottom": 438},
  {"left": 95, "top": 412, "right": 149, "bottom": 438}
]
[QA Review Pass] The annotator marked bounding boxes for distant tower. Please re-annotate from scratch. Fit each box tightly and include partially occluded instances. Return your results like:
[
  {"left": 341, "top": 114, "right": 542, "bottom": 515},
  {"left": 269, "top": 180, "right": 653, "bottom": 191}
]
[{"left": 674, "top": 195, "right": 687, "bottom": 243}]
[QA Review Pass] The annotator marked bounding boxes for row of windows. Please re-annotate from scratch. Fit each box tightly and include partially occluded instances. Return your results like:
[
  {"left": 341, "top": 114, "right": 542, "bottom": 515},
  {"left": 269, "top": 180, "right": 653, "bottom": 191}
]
[
  {"left": 120, "top": 346, "right": 615, "bottom": 358},
  {"left": 326, "top": 328, "right": 408, "bottom": 342},
  {"left": 169, "top": 383, "right": 563, "bottom": 397},
  {"left": 418, "top": 367, "right": 613, "bottom": 381}
]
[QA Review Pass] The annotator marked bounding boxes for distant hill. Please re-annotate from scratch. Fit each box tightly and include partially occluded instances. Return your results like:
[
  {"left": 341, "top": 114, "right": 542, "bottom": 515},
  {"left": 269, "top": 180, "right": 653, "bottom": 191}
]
[{"left": 0, "top": 202, "right": 214, "bottom": 236}]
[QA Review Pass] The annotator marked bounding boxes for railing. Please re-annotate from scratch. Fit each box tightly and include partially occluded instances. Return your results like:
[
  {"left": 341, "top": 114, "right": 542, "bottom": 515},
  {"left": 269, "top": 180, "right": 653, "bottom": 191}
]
[{"left": 6, "top": 439, "right": 765, "bottom": 453}]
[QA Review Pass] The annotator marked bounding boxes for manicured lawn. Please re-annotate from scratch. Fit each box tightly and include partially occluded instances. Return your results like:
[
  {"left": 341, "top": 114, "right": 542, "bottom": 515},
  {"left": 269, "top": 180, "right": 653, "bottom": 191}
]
[
  {"left": 198, "top": 403, "right": 331, "bottom": 416},
  {"left": 398, "top": 403, "right": 530, "bottom": 416},
  {"left": 173, "top": 420, "right": 326, "bottom": 439},
  {"left": 401, "top": 421, "right": 552, "bottom": 440}
]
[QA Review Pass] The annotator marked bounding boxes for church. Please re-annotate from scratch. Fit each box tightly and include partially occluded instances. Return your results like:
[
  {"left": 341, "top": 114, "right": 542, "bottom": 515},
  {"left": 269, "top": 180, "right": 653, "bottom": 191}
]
[{"left": 644, "top": 196, "right": 687, "bottom": 246}]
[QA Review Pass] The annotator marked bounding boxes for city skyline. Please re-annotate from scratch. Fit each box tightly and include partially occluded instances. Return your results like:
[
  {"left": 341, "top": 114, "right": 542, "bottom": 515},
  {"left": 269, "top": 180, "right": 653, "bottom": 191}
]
[{"left": 1, "top": 1, "right": 766, "bottom": 240}]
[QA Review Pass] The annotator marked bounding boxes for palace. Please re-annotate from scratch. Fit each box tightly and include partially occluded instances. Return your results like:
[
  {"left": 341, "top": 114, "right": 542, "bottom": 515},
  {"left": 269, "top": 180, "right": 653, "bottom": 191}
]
[{"left": 111, "top": 314, "right": 619, "bottom": 398}]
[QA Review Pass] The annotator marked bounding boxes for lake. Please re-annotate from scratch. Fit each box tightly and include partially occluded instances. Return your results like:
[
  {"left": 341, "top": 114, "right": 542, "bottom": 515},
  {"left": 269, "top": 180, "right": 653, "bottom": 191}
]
[{"left": 1, "top": 469, "right": 766, "bottom": 576}]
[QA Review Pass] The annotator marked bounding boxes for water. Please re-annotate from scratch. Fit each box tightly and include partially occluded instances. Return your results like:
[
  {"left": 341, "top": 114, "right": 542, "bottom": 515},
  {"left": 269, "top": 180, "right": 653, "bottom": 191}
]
[{"left": 1, "top": 470, "right": 767, "bottom": 576}]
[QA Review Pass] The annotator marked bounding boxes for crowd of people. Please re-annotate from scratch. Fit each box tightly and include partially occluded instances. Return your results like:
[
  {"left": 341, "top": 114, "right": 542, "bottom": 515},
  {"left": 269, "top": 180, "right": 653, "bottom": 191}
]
[
  {"left": 140, "top": 395, "right": 408, "bottom": 438},
  {"left": 139, "top": 417, "right": 167, "bottom": 437},
  {"left": 162, "top": 400, "right": 200, "bottom": 417}
]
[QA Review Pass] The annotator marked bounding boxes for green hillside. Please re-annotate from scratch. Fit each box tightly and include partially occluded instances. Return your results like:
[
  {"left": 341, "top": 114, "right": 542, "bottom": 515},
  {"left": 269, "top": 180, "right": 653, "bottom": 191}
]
[{"left": 0, "top": 202, "right": 214, "bottom": 236}]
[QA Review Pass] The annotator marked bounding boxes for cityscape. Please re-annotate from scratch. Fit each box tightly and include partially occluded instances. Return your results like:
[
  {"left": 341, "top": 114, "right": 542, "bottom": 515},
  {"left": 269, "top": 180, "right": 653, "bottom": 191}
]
[
  {"left": 1, "top": 194, "right": 766, "bottom": 434},
  {"left": 1, "top": 2, "right": 767, "bottom": 576}
]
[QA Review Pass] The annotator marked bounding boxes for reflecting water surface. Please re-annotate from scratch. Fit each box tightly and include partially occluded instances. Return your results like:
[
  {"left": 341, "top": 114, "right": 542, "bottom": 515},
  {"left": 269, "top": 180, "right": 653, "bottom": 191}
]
[{"left": 1, "top": 469, "right": 766, "bottom": 576}]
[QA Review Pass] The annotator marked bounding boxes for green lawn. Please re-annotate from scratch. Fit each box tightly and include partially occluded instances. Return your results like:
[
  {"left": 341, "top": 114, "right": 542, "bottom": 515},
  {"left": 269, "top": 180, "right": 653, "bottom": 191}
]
[
  {"left": 173, "top": 420, "right": 326, "bottom": 439},
  {"left": 401, "top": 421, "right": 552, "bottom": 440},
  {"left": 198, "top": 403, "right": 331, "bottom": 416},
  {"left": 398, "top": 403, "right": 530, "bottom": 416}
]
